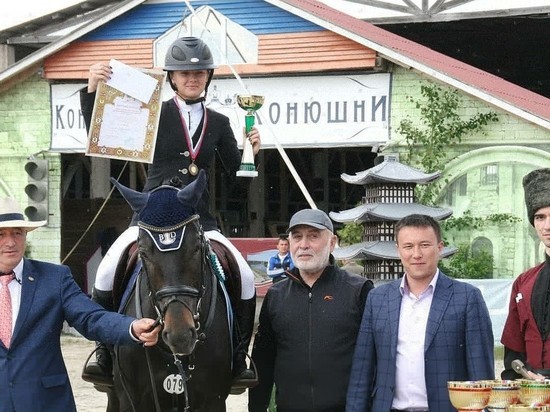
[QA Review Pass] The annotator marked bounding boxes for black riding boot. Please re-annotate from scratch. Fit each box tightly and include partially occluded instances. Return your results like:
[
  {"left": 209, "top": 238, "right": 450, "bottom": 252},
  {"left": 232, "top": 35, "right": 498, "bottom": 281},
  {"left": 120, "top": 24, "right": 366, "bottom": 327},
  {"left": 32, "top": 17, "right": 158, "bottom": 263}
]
[
  {"left": 231, "top": 295, "right": 258, "bottom": 394},
  {"left": 81, "top": 288, "right": 114, "bottom": 387}
]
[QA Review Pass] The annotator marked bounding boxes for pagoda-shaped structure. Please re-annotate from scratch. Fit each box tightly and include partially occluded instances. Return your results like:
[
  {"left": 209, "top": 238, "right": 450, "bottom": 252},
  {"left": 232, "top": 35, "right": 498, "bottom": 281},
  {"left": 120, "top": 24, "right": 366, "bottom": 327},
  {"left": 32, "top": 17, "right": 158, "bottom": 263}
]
[{"left": 330, "top": 155, "right": 456, "bottom": 281}]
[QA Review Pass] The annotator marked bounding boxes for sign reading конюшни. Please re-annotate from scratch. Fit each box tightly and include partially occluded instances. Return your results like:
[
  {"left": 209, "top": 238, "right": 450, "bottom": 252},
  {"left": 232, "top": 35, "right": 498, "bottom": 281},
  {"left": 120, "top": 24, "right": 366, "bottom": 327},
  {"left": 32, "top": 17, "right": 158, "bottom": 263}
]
[{"left": 50, "top": 73, "right": 391, "bottom": 152}]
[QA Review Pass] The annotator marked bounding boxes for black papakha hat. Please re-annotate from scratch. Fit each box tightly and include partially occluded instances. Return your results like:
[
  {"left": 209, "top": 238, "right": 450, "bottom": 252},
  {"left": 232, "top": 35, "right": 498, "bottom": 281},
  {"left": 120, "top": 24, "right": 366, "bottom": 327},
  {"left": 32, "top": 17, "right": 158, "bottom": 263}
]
[{"left": 523, "top": 168, "right": 550, "bottom": 226}]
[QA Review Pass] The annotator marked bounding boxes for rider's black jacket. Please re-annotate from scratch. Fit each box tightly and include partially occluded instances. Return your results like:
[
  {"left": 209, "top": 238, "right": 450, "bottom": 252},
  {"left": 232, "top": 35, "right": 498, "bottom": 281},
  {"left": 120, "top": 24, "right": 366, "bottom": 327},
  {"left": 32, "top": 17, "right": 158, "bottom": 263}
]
[{"left": 249, "top": 261, "right": 374, "bottom": 412}]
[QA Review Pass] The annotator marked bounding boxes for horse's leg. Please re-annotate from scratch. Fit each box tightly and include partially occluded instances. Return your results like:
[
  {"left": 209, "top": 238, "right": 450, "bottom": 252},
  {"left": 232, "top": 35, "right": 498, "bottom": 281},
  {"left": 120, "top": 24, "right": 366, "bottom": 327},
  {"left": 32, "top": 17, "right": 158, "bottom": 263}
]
[{"left": 105, "top": 387, "right": 120, "bottom": 412}]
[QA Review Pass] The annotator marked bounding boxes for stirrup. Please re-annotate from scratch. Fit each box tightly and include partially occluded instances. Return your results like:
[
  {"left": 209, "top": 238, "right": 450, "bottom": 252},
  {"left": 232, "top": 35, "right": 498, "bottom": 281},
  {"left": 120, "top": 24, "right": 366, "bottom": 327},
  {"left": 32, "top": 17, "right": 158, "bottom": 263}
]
[
  {"left": 81, "top": 346, "right": 114, "bottom": 388},
  {"left": 230, "top": 354, "right": 258, "bottom": 395}
]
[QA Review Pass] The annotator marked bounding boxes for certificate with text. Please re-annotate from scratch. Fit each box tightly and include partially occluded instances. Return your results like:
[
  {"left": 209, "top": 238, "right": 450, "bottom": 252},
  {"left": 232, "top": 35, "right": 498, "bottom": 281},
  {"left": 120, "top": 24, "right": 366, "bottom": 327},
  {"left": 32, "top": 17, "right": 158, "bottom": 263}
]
[{"left": 86, "top": 68, "right": 166, "bottom": 163}]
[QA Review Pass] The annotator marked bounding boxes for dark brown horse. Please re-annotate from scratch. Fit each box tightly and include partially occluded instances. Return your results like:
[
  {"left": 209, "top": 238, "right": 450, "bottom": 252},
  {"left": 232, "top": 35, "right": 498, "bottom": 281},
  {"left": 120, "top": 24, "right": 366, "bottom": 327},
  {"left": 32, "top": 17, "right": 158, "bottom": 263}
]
[{"left": 105, "top": 171, "right": 237, "bottom": 411}]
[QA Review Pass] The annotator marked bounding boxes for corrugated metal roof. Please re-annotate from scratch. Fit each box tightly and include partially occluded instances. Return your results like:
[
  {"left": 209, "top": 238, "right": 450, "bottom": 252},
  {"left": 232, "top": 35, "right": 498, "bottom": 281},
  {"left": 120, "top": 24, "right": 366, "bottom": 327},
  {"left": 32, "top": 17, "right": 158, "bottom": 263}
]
[
  {"left": 83, "top": 0, "right": 321, "bottom": 41},
  {"left": 2, "top": 0, "right": 549, "bottom": 132},
  {"left": 268, "top": 0, "right": 550, "bottom": 129}
]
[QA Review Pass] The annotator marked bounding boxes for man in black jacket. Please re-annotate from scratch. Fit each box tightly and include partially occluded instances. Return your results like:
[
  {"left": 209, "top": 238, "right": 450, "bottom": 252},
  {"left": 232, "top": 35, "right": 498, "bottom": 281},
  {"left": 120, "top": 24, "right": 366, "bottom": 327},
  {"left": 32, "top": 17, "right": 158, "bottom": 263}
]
[{"left": 249, "top": 209, "right": 374, "bottom": 412}]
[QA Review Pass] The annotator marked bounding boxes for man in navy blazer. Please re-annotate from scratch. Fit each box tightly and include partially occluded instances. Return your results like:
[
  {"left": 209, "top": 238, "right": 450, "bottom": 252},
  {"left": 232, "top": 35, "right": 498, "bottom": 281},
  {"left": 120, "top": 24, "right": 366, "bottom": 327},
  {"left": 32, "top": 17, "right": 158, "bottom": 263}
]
[
  {"left": 0, "top": 197, "right": 160, "bottom": 412},
  {"left": 346, "top": 214, "right": 494, "bottom": 412}
]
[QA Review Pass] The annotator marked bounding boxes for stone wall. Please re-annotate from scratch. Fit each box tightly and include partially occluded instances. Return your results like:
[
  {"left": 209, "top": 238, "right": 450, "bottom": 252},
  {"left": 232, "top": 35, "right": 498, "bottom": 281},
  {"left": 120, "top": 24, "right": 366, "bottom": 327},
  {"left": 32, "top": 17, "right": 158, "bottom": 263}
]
[{"left": 0, "top": 74, "right": 62, "bottom": 263}]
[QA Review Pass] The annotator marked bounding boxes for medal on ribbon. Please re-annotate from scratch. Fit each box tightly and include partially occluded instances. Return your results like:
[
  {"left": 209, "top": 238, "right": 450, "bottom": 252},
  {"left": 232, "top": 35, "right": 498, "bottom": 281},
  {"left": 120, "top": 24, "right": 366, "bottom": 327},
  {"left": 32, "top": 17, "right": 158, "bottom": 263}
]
[
  {"left": 174, "top": 97, "right": 208, "bottom": 177},
  {"left": 188, "top": 162, "right": 199, "bottom": 176}
]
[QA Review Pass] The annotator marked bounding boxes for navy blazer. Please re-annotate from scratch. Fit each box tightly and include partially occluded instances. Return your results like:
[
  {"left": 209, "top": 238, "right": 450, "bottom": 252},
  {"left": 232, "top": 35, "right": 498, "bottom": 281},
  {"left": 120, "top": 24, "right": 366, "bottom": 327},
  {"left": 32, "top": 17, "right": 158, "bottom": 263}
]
[
  {"left": 0, "top": 259, "right": 136, "bottom": 412},
  {"left": 346, "top": 272, "right": 494, "bottom": 412}
]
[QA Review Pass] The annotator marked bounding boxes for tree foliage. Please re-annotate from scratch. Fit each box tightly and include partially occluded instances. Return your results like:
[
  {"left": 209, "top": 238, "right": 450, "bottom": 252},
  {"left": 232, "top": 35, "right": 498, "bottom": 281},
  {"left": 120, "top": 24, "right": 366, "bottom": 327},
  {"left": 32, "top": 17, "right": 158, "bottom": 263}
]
[
  {"left": 397, "top": 84, "right": 499, "bottom": 205},
  {"left": 337, "top": 222, "right": 363, "bottom": 246},
  {"left": 396, "top": 84, "right": 507, "bottom": 279},
  {"left": 439, "top": 243, "right": 494, "bottom": 279}
]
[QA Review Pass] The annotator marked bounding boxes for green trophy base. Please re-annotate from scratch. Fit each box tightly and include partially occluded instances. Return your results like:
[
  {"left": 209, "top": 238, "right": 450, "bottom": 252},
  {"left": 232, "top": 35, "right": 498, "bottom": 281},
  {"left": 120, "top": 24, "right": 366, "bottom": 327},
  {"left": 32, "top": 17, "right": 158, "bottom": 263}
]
[{"left": 236, "top": 163, "right": 258, "bottom": 177}]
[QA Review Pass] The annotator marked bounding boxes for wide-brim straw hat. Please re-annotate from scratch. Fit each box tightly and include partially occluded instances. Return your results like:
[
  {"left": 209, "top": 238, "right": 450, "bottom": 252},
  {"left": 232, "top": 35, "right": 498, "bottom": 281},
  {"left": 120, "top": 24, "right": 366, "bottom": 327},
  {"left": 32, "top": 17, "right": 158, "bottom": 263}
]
[{"left": 0, "top": 197, "right": 46, "bottom": 231}]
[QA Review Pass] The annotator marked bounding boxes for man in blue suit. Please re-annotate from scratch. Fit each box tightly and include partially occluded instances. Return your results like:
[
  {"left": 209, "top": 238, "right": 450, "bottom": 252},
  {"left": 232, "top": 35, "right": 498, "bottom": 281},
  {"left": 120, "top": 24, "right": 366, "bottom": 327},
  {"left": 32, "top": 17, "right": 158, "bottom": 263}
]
[
  {"left": 0, "top": 197, "right": 161, "bottom": 412},
  {"left": 346, "top": 214, "right": 494, "bottom": 412}
]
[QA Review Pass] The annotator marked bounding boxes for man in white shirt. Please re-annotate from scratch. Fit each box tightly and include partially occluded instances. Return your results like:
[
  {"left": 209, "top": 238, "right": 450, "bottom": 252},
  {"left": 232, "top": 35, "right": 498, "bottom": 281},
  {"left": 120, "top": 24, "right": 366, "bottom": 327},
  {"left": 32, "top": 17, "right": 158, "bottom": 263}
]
[{"left": 346, "top": 214, "right": 494, "bottom": 412}]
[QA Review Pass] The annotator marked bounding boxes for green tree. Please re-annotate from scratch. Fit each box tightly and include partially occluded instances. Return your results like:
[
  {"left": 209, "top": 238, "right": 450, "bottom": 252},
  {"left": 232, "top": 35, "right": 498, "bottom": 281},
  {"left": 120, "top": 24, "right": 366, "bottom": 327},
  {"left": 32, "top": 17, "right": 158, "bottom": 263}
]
[
  {"left": 336, "top": 222, "right": 363, "bottom": 246},
  {"left": 395, "top": 83, "right": 510, "bottom": 279},
  {"left": 396, "top": 83, "right": 498, "bottom": 205},
  {"left": 439, "top": 244, "right": 493, "bottom": 279}
]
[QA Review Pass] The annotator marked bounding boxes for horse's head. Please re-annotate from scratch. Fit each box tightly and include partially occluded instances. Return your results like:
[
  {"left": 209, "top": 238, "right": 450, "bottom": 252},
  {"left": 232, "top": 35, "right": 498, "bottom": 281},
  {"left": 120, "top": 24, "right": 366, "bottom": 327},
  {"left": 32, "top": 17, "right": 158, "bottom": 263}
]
[{"left": 112, "top": 171, "right": 208, "bottom": 356}]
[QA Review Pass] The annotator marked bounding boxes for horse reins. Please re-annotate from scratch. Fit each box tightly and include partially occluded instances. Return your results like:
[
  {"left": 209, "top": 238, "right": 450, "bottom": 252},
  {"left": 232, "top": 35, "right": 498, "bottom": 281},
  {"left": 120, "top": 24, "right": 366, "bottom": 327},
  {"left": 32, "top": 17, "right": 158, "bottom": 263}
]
[{"left": 128, "top": 215, "right": 220, "bottom": 412}]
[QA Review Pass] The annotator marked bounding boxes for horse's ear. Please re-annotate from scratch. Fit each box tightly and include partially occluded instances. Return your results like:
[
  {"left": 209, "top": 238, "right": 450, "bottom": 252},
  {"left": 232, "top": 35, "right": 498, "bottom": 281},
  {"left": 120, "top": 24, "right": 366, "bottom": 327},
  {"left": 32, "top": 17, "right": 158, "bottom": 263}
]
[
  {"left": 176, "top": 169, "right": 207, "bottom": 209},
  {"left": 110, "top": 177, "right": 149, "bottom": 213}
]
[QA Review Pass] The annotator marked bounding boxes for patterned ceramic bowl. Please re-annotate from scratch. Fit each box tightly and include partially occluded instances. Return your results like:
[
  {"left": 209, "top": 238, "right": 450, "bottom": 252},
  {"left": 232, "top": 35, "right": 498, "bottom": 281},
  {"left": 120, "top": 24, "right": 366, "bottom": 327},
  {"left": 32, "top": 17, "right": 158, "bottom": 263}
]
[
  {"left": 506, "top": 405, "right": 550, "bottom": 411},
  {"left": 518, "top": 379, "right": 550, "bottom": 405},
  {"left": 486, "top": 380, "right": 521, "bottom": 411},
  {"left": 448, "top": 381, "right": 492, "bottom": 411}
]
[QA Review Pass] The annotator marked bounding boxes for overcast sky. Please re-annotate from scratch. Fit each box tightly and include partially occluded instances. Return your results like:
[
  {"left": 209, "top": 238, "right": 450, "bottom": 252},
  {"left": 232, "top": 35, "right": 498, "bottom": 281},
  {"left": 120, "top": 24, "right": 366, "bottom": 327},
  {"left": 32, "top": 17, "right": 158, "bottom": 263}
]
[{"left": 0, "top": 0, "right": 82, "bottom": 30}]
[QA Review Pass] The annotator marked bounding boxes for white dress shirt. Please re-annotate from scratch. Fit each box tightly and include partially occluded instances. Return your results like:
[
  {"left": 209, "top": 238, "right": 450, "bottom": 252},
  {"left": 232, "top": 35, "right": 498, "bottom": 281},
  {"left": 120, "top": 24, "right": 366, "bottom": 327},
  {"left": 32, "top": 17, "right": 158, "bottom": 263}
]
[
  {"left": 392, "top": 270, "right": 439, "bottom": 411},
  {"left": 176, "top": 97, "right": 204, "bottom": 139}
]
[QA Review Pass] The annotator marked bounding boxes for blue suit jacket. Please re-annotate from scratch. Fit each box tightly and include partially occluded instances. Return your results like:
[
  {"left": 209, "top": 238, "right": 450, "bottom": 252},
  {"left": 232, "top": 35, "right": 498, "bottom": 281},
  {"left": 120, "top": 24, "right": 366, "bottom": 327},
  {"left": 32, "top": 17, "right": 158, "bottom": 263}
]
[
  {"left": 346, "top": 272, "right": 494, "bottom": 412},
  {"left": 0, "top": 259, "right": 136, "bottom": 412}
]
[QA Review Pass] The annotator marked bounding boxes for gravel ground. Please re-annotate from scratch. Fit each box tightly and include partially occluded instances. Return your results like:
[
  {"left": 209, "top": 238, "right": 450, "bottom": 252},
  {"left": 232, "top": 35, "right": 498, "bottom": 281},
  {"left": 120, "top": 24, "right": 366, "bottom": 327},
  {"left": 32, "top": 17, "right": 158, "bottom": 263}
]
[
  {"left": 61, "top": 334, "right": 248, "bottom": 411},
  {"left": 61, "top": 333, "right": 505, "bottom": 411}
]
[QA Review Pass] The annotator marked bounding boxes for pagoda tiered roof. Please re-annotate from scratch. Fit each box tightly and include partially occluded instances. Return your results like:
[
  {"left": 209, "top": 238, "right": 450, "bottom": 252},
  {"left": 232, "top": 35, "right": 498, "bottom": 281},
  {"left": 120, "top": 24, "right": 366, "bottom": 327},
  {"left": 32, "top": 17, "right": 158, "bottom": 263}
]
[
  {"left": 333, "top": 241, "right": 457, "bottom": 261},
  {"left": 340, "top": 156, "right": 440, "bottom": 185},
  {"left": 331, "top": 155, "right": 456, "bottom": 272},
  {"left": 330, "top": 202, "right": 452, "bottom": 223}
]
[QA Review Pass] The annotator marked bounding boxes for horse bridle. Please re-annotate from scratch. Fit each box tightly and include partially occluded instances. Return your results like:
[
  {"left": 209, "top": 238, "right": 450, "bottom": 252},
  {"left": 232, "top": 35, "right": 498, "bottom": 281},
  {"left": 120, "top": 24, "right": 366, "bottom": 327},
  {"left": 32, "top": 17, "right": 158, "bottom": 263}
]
[
  {"left": 130, "top": 214, "right": 219, "bottom": 412},
  {"left": 140, "top": 214, "right": 208, "bottom": 335}
]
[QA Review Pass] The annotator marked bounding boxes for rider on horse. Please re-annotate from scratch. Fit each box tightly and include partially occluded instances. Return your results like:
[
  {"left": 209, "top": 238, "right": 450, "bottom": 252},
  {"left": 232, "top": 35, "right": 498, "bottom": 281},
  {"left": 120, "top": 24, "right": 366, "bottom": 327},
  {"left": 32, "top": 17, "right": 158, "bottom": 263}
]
[{"left": 80, "top": 36, "right": 260, "bottom": 392}]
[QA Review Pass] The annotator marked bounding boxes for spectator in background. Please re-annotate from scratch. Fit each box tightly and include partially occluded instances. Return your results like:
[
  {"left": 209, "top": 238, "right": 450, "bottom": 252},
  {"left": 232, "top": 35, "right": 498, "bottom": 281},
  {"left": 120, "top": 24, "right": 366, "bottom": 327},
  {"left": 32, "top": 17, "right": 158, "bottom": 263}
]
[{"left": 266, "top": 235, "right": 294, "bottom": 283}]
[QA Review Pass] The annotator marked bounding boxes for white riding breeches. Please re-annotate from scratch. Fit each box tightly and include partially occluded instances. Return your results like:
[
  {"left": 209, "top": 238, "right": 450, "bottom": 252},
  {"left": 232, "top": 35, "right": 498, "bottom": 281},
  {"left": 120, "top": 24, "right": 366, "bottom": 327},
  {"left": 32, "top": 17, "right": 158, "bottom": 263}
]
[
  {"left": 94, "top": 226, "right": 139, "bottom": 291},
  {"left": 93, "top": 226, "right": 255, "bottom": 300},
  {"left": 205, "top": 230, "right": 255, "bottom": 300}
]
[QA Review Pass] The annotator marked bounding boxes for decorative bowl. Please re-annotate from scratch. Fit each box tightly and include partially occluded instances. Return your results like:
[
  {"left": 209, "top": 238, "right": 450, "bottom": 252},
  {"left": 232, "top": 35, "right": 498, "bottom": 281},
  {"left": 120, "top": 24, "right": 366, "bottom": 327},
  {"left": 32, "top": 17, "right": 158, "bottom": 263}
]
[
  {"left": 518, "top": 379, "right": 550, "bottom": 405},
  {"left": 448, "top": 381, "right": 492, "bottom": 411},
  {"left": 485, "top": 379, "right": 521, "bottom": 411},
  {"left": 506, "top": 405, "right": 550, "bottom": 411}
]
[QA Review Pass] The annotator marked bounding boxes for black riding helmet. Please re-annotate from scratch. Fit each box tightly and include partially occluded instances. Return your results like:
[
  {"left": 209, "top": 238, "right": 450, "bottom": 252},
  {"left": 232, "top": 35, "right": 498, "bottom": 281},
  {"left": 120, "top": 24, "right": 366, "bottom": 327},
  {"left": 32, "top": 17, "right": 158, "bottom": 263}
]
[{"left": 164, "top": 36, "right": 217, "bottom": 103}]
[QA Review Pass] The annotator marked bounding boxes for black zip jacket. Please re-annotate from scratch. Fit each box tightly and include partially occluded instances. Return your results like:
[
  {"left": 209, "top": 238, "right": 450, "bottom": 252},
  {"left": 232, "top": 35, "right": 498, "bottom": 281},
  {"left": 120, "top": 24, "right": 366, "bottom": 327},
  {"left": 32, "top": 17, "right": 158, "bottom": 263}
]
[{"left": 249, "top": 263, "right": 373, "bottom": 412}]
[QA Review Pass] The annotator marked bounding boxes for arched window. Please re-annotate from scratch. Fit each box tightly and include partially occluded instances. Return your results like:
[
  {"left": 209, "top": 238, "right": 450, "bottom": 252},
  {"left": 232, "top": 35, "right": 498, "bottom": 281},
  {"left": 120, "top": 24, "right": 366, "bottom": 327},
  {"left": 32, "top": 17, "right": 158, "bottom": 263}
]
[{"left": 471, "top": 237, "right": 494, "bottom": 277}]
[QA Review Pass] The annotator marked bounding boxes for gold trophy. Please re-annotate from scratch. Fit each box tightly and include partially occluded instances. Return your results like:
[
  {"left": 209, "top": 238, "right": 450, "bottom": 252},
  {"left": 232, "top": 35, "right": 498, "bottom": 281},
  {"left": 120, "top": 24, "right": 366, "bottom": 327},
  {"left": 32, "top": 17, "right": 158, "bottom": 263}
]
[{"left": 236, "top": 95, "right": 264, "bottom": 177}]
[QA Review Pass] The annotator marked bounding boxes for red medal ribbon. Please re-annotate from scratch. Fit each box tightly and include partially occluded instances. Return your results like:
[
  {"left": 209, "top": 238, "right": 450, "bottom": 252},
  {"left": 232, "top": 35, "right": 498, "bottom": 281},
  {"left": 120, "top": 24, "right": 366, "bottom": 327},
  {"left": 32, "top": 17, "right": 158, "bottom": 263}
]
[{"left": 173, "top": 96, "right": 208, "bottom": 164}]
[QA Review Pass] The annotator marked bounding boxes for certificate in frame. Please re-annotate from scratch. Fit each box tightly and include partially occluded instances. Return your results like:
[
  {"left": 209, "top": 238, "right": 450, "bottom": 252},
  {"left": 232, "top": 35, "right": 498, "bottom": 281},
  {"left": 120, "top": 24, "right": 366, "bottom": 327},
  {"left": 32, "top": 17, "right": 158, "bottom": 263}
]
[{"left": 86, "top": 69, "right": 166, "bottom": 164}]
